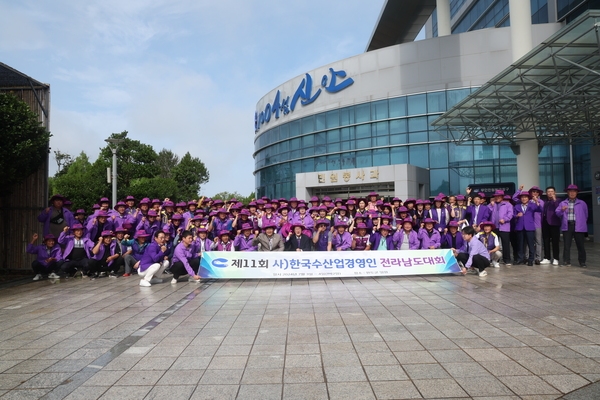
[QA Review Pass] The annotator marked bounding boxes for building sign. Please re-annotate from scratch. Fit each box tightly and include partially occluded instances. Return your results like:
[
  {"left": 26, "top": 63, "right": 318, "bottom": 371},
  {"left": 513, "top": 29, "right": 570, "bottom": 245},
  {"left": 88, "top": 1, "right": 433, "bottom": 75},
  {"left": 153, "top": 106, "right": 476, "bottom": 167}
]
[
  {"left": 318, "top": 168, "right": 379, "bottom": 184},
  {"left": 255, "top": 68, "right": 354, "bottom": 132},
  {"left": 200, "top": 249, "right": 460, "bottom": 279}
]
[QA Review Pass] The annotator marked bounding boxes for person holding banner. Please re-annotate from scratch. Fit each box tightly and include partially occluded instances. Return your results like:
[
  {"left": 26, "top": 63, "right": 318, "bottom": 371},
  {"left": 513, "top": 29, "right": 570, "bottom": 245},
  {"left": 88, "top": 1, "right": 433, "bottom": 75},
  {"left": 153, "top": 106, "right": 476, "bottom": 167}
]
[
  {"left": 328, "top": 222, "right": 352, "bottom": 251},
  {"left": 170, "top": 230, "right": 201, "bottom": 283},
  {"left": 252, "top": 222, "right": 285, "bottom": 251},
  {"left": 418, "top": 218, "right": 441, "bottom": 249},
  {"left": 453, "top": 226, "right": 491, "bottom": 277},
  {"left": 285, "top": 223, "right": 313, "bottom": 251},
  {"left": 211, "top": 230, "right": 235, "bottom": 251},
  {"left": 393, "top": 218, "right": 420, "bottom": 250}
]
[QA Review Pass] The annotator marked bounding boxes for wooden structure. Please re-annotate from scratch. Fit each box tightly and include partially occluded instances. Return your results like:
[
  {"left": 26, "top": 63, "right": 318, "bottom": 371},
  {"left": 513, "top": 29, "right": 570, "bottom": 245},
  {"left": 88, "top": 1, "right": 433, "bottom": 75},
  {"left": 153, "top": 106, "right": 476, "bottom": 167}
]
[{"left": 0, "top": 62, "right": 50, "bottom": 272}]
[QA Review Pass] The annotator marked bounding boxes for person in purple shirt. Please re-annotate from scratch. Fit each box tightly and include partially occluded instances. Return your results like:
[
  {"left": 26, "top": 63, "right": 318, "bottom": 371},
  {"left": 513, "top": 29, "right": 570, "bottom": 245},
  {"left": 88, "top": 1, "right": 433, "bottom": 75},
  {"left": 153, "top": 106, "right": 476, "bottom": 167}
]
[
  {"left": 212, "top": 230, "right": 235, "bottom": 251},
  {"left": 513, "top": 191, "right": 541, "bottom": 265},
  {"left": 86, "top": 210, "right": 115, "bottom": 243},
  {"left": 234, "top": 224, "right": 257, "bottom": 251},
  {"left": 418, "top": 218, "right": 441, "bottom": 249},
  {"left": 441, "top": 221, "right": 465, "bottom": 250},
  {"left": 351, "top": 223, "right": 371, "bottom": 251},
  {"left": 312, "top": 219, "right": 330, "bottom": 251},
  {"left": 194, "top": 228, "right": 213, "bottom": 256},
  {"left": 328, "top": 222, "right": 352, "bottom": 251},
  {"left": 290, "top": 203, "right": 314, "bottom": 237},
  {"left": 170, "top": 230, "right": 201, "bottom": 284},
  {"left": 369, "top": 225, "right": 395, "bottom": 251},
  {"left": 489, "top": 190, "right": 513, "bottom": 265},
  {"left": 88, "top": 230, "right": 125, "bottom": 278},
  {"left": 431, "top": 196, "right": 450, "bottom": 233},
  {"left": 137, "top": 230, "right": 169, "bottom": 287},
  {"left": 393, "top": 218, "right": 420, "bottom": 250},
  {"left": 555, "top": 184, "right": 588, "bottom": 268},
  {"left": 121, "top": 230, "right": 151, "bottom": 277},
  {"left": 453, "top": 226, "right": 491, "bottom": 277},
  {"left": 541, "top": 186, "right": 562, "bottom": 265},
  {"left": 58, "top": 224, "right": 94, "bottom": 278},
  {"left": 513, "top": 185, "right": 545, "bottom": 264},
  {"left": 136, "top": 209, "right": 162, "bottom": 237},
  {"left": 27, "top": 233, "right": 64, "bottom": 280},
  {"left": 38, "top": 194, "right": 75, "bottom": 237},
  {"left": 467, "top": 193, "right": 491, "bottom": 231}
]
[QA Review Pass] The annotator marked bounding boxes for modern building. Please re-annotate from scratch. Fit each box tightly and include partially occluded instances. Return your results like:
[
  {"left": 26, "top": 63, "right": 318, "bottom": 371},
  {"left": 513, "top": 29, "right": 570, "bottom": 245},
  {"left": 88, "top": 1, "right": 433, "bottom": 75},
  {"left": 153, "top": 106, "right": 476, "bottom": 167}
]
[{"left": 253, "top": 1, "right": 596, "bottom": 215}]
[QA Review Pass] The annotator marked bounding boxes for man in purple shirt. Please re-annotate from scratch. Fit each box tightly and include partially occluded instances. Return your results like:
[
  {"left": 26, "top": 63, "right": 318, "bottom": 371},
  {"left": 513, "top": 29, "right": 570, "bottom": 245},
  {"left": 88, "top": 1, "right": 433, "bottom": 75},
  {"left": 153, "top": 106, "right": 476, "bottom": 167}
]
[
  {"left": 555, "top": 184, "right": 588, "bottom": 268},
  {"left": 27, "top": 233, "right": 64, "bottom": 280},
  {"left": 541, "top": 186, "right": 561, "bottom": 265},
  {"left": 170, "top": 230, "right": 201, "bottom": 284},
  {"left": 489, "top": 190, "right": 513, "bottom": 265},
  {"left": 453, "top": 226, "right": 491, "bottom": 277},
  {"left": 137, "top": 231, "right": 169, "bottom": 287},
  {"left": 328, "top": 222, "right": 352, "bottom": 251},
  {"left": 513, "top": 192, "right": 541, "bottom": 266}
]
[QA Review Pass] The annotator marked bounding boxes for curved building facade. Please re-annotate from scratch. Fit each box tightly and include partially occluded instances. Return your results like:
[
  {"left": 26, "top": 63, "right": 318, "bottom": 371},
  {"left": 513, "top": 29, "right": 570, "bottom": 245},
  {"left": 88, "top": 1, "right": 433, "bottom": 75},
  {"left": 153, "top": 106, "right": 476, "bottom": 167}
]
[{"left": 254, "top": 22, "right": 590, "bottom": 199}]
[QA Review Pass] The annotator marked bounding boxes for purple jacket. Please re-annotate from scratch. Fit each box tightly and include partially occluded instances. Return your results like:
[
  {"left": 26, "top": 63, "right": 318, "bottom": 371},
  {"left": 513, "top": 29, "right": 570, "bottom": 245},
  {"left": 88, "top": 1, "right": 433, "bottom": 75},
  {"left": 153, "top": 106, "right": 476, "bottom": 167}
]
[
  {"left": 139, "top": 241, "right": 167, "bottom": 272},
  {"left": 555, "top": 198, "right": 588, "bottom": 232},
  {"left": 476, "top": 232, "right": 500, "bottom": 251},
  {"left": 27, "top": 243, "right": 63, "bottom": 265},
  {"left": 121, "top": 239, "right": 149, "bottom": 261},
  {"left": 136, "top": 219, "right": 162, "bottom": 237},
  {"left": 489, "top": 201, "right": 513, "bottom": 232},
  {"left": 369, "top": 232, "right": 395, "bottom": 250},
  {"left": 418, "top": 229, "right": 441, "bottom": 249},
  {"left": 91, "top": 241, "right": 121, "bottom": 266},
  {"left": 37, "top": 207, "right": 75, "bottom": 236},
  {"left": 513, "top": 191, "right": 544, "bottom": 228},
  {"left": 194, "top": 237, "right": 213, "bottom": 254},
  {"left": 430, "top": 207, "right": 449, "bottom": 232},
  {"left": 86, "top": 219, "right": 115, "bottom": 241},
  {"left": 513, "top": 202, "right": 541, "bottom": 231},
  {"left": 111, "top": 214, "right": 136, "bottom": 230},
  {"left": 467, "top": 204, "right": 491, "bottom": 226},
  {"left": 330, "top": 231, "right": 352, "bottom": 250},
  {"left": 441, "top": 232, "right": 464, "bottom": 250},
  {"left": 234, "top": 235, "right": 257, "bottom": 251},
  {"left": 172, "top": 242, "right": 199, "bottom": 275},
  {"left": 392, "top": 230, "right": 420, "bottom": 250},
  {"left": 58, "top": 232, "right": 94, "bottom": 260},
  {"left": 543, "top": 198, "right": 562, "bottom": 226}
]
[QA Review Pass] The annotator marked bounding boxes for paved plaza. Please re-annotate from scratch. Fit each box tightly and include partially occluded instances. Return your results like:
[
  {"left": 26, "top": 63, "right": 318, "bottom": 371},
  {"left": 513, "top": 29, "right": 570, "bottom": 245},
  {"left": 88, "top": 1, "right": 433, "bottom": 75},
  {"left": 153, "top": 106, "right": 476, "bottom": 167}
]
[{"left": 1, "top": 246, "right": 600, "bottom": 399}]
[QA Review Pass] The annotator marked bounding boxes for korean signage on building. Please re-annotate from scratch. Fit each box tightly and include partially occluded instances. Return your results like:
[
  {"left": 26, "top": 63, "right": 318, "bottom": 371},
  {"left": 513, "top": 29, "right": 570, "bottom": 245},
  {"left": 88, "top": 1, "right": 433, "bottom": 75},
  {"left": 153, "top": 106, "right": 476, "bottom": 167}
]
[{"left": 255, "top": 68, "right": 354, "bottom": 133}]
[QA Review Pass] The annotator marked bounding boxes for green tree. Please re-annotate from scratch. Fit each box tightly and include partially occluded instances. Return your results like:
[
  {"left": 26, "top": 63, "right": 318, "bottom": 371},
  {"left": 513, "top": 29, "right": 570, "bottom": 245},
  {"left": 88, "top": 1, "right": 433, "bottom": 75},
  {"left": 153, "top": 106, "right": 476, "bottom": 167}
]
[
  {"left": 53, "top": 149, "right": 73, "bottom": 177},
  {"left": 172, "top": 152, "right": 209, "bottom": 200},
  {"left": 211, "top": 191, "right": 255, "bottom": 204},
  {"left": 99, "top": 131, "right": 157, "bottom": 199},
  {"left": 0, "top": 93, "right": 51, "bottom": 191},
  {"left": 154, "top": 149, "right": 180, "bottom": 179}
]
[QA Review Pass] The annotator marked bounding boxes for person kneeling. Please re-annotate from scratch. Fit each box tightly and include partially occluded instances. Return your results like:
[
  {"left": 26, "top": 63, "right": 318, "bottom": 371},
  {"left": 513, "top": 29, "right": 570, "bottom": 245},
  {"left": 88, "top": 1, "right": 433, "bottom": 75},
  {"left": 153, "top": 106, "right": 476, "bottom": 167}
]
[
  {"left": 88, "top": 231, "right": 124, "bottom": 279},
  {"left": 170, "top": 230, "right": 201, "bottom": 284},
  {"left": 136, "top": 231, "right": 169, "bottom": 287},
  {"left": 453, "top": 226, "right": 491, "bottom": 277}
]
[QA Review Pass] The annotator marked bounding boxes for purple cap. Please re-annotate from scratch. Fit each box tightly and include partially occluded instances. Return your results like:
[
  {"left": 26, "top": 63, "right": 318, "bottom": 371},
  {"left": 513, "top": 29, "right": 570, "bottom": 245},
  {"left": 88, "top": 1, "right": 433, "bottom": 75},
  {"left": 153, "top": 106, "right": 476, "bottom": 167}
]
[
  {"left": 240, "top": 209, "right": 251, "bottom": 216},
  {"left": 152, "top": 198, "right": 162, "bottom": 205},
  {"left": 188, "top": 201, "right": 197, "bottom": 206},
  {"left": 397, "top": 206, "right": 408, "bottom": 213},
  {"left": 241, "top": 223, "right": 253, "bottom": 231},
  {"left": 49, "top": 194, "right": 65, "bottom": 202},
  {"left": 379, "top": 224, "right": 391, "bottom": 231},
  {"left": 217, "top": 208, "right": 228, "bottom": 214},
  {"left": 148, "top": 210, "right": 158, "bottom": 217},
  {"left": 346, "top": 199, "right": 356, "bottom": 205},
  {"left": 134, "top": 230, "right": 150, "bottom": 238},
  {"left": 529, "top": 186, "right": 542, "bottom": 193},
  {"left": 114, "top": 201, "right": 127, "bottom": 210},
  {"left": 71, "top": 223, "right": 84, "bottom": 230},
  {"left": 171, "top": 214, "right": 183, "bottom": 220},
  {"left": 262, "top": 222, "right": 276, "bottom": 230},
  {"left": 334, "top": 221, "right": 348, "bottom": 228},
  {"left": 479, "top": 221, "right": 496, "bottom": 230},
  {"left": 322, "top": 196, "right": 331, "bottom": 202},
  {"left": 456, "top": 195, "right": 465, "bottom": 201},
  {"left": 75, "top": 209, "right": 86, "bottom": 215},
  {"left": 99, "top": 197, "right": 110, "bottom": 204},
  {"left": 176, "top": 201, "right": 187, "bottom": 208},
  {"left": 101, "top": 230, "right": 114, "bottom": 237},
  {"left": 43, "top": 234, "right": 56, "bottom": 242},
  {"left": 447, "top": 221, "right": 459, "bottom": 228},
  {"left": 289, "top": 197, "right": 298, "bottom": 202},
  {"left": 404, "top": 198, "right": 416, "bottom": 204},
  {"left": 356, "top": 223, "right": 367, "bottom": 229},
  {"left": 139, "top": 198, "right": 151, "bottom": 205},
  {"left": 310, "top": 196, "right": 319, "bottom": 202},
  {"left": 423, "top": 218, "right": 436, "bottom": 224},
  {"left": 115, "top": 227, "right": 128, "bottom": 233},
  {"left": 493, "top": 190, "right": 505, "bottom": 197},
  {"left": 401, "top": 218, "right": 413, "bottom": 225},
  {"left": 315, "top": 219, "right": 329, "bottom": 226},
  {"left": 125, "top": 195, "right": 136, "bottom": 201},
  {"left": 368, "top": 192, "right": 378, "bottom": 197},
  {"left": 162, "top": 225, "right": 171, "bottom": 233},
  {"left": 565, "top": 184, "right": 579, "bottom": 192},
  {"left": 97, "top": 210, "right": 109, "bottom": 218},
  {"left": 163, "top": 201, "right": 174, "bottom": 207}
]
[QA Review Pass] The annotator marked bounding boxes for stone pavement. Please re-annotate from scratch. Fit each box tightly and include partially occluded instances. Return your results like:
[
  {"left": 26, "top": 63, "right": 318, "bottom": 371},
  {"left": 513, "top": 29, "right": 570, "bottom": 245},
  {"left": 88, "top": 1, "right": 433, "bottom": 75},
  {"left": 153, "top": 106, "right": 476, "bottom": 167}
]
[{"left": 0, "top": 245, "right": 599, "bottom": 399}]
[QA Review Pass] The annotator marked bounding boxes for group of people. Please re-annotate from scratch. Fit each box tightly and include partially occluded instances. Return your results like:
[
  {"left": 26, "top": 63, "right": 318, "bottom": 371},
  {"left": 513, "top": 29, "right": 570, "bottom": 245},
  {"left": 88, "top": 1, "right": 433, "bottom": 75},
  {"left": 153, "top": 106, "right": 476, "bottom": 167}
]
[{"left": 29, "top": 183, "right": 589, "bottom": 284}]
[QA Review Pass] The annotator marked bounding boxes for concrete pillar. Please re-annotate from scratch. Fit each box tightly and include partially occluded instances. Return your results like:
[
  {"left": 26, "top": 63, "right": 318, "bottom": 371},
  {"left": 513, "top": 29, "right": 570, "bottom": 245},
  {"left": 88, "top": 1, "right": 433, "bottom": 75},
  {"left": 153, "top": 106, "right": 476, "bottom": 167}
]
[
  {"left": 509, "top": 0, "right": 538, "bottom": 188},
  {"left": 436, "top": 0, "right": 451, "bottom": 36}
]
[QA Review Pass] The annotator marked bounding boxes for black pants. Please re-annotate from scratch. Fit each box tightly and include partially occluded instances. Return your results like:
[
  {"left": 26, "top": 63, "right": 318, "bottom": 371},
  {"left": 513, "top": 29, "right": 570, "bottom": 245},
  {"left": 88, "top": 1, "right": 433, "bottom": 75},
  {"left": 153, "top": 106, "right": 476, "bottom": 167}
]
[
  {"left": 495, "top": 230, "right": 511, "bottom": 263},
  {"left": 563, "top": 222, "right": 586, "bottom": 265},
  {"left": 456, "top": 253, "right": 489, "bottom": 272},
  {"left": 516, "top": 230, "right": 535, "bottom": 263},
  {"left": 542, "top": 221, "right": 560, "bottom": 261},
  {"left": 32, "top": 260, "right": 64, "bottom": 275},
  {"left": 170, "top": 258, "right": 200, "bottom": 279},
  {"left": 88, "top": 256, "right": 124, "bottom": 275},
  {"left": 60, "top": 258, "right": 90, "bottom": 276}
]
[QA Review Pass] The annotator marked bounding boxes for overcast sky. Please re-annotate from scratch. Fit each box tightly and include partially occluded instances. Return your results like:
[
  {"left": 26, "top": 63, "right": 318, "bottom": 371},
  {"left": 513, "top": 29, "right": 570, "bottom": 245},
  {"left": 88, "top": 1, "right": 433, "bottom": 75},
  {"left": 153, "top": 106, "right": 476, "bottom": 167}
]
[{"left": 0, "top": 0, "right": 392, "bottom": 196}]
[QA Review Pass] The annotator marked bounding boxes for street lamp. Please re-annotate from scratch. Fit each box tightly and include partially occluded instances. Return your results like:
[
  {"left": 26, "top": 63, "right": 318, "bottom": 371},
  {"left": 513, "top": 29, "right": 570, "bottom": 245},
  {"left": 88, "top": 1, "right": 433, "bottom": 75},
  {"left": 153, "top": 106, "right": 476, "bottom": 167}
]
[{"left": 105, "top": 138, "right": 124, "bottom": 207}]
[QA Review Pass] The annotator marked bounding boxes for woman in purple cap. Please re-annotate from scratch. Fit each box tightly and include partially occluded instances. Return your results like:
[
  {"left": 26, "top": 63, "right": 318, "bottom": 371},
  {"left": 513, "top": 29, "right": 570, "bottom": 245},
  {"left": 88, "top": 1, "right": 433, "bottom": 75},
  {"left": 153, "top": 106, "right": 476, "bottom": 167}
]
[
  {"left": 258, "top": 204, "right": 279, "bottom": 232},
  {"left": 234, "top": 224, "right": 257, "bottom": 251},
  {"left": 136, "top": 210, "right": 162, "bottom": 237},
  {"left": 160, "top": 200, "right": 175, "bottom": 225},
  {"left": 88, "top": 231, "right": 124, "bottom": 279},
  {"left": 366, "top": 192, "right": 379, "bottom": 212},
  {"left": 194, "top": 228, "right": 213, "bottom": 257},
  {"left": 38, "top": 194, "right": 75, "bottom": 237},
  {"left": 369, "top": 225, "right": 394, "bottom": 251},
  {"left": 418, "top": 218, "right": 441, "bottom": 249},
  {"left": 209, "top": 208, "right": 232, "bottom": 239},
  {"left": 476, "top": 222, "right": 502, "bottom": 268},
  {"left": 27, "top": 233, "right": 64, "bottom": 281},
  {"left": 285, "top": 223, "right": 313, "bottom": 251},
  {"left": 351, "top": 223, "right": 371, "bottom": 251},
  {"left": 441, "top": 221, "right": 465, "bottom": 250},
  {"left": 312, "top": 219, "right": 330, "bottom": 251},
  {"left": 170, "top": 230, "right": 201, "bottom": 284},
  {"left": 58, "top": 224, "right": 94, "bottom": 278},
  {"left": 211, "top": 230, "right": 235, "bottom": 251},
  {"left": 393, "top": 218, "right": 420, "bottom": 250},
  {"left": 513, "top": 191, "right": 541, "bottom": 266},
  {"left": 328, "top": 222, "right": 352, "bottom": 251},
  {"left": 86, "top": 211, "right": 115, "bottom": 243},
  {"left": 277, "top": 206, "right": 292, "bottom": 238},
  {"left": 290, "top": 203, "right": 313, "bottom": 237}
]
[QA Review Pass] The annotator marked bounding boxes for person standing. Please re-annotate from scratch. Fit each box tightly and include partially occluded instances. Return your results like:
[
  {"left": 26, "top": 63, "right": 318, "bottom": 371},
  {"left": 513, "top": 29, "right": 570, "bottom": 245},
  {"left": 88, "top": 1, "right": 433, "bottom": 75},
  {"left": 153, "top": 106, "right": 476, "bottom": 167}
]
[
  {"left": 555, "top": 184, "right": 588, "bottom": 268},
  {"left": 541, "top": 186, "right": 562, "bottom": 266},
  {"left": 489, "top": 190, "right": 513, "bottom": 265}
]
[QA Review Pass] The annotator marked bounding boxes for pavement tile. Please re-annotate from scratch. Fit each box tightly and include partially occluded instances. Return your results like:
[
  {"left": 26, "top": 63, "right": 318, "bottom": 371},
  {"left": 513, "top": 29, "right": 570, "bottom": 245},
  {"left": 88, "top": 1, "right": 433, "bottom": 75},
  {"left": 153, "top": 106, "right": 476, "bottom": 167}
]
[
  {"left": 145, "top": 385, "right": 196, "bottom": 400},
  {"left": 413, "top": 378, "right": 468, "bottom": 398},
  {"left": 364, "top": 365, "right": 409, "bottom": 381},
  {"left": 284, "top": 354, "right": 322, "bottom": 368},
  {"left": 404, "top": 363, "right": 451, "bottom": 379},
  {"left": 499, "top": 375, "right": 562, "bottom": 396},
  {"left": 393, "top": 350, "right": 437, "bottom": 364},
  {"left": 0, "top": 388, "right": 52, "bottom": 399},
  {"left": 283, "top": 367, "right": 324, "bottom": 383},
  {"left": 236, "top": 383, "right": 282, "bottom": 400},
  {"left": 206, "top": 355, "right": 248, "bottom": 370},
  {"left": 442, "top": 361, "right": 493, "bottom": 378},
  {"left": 64, "top": 385, "right": 109, "bottom": 400},
  {"left": 541, "top": 373, "right": 590, "bottom": 393},
  {"left": 17, "top": 372, "right": 73, "bottom": 389},
  {"left": 241, "top": 368, "right": 282, "bottom": 384},
  {"left": 114, "top": 370, "right": 164, "bottom": 386},
  {"left": 155, "top": 369, "right": 203, "bottom": 385},
  {"left": 370, "top": 380, "right": 422, "bottom": 399},
  {"left": 98, "top": 385, "right": 152, "bottom": 399},
  {"left": 455, "top": 376, "right": 515, "bottom": 396},
  {"left": 282, "top": 383, "right": 328, "bottom": 399},
  {"left": 324, "top": 366, "right": 367, "bottom": 382},
  {"left": 326, "top": 382, "right": 375, "bottom": 400},
  {"left": 82, "top": 370, "right": 126, "bottom": 386}
]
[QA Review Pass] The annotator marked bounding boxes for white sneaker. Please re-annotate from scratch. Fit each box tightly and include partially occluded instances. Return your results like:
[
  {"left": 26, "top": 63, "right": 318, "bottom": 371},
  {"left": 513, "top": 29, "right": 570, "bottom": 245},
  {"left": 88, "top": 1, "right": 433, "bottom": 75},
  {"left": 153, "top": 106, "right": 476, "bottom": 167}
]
[
  {"left": 48, "top": 272, "right": 60, "bottom": 279},
  {"left": 493, "top": 261, "right": 500, "bottom": 268},
  {"left": 139, "top": 280, "right": 151, "bottom": 287},
  {"left": 149, "top": 278, "right": 162, "bottom": 284},
  {"left": 540, "top": 259, "right": 551, "bottom": 265},
  {"left": 33, "top": 274, "right": 42, "bottom": 281},
  {"left": 171, "top": 278, "right": 178, "bottom": 284},
  {"left": 188, "top": 277, "right": 201, "bottom": 283},
  {"left": 552, "top": 260, "right": 559, "bottom": 266},
  {"left": 478, "top": 270, "right": 488, "bottom": 277}
]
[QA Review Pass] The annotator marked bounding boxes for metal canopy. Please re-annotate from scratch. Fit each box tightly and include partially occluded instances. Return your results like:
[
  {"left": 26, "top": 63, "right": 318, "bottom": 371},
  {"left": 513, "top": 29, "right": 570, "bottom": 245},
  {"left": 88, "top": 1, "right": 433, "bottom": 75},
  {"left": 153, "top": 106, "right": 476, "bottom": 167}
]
[{"left": 432, "top": 10, "right": 600, "bottom": 146}]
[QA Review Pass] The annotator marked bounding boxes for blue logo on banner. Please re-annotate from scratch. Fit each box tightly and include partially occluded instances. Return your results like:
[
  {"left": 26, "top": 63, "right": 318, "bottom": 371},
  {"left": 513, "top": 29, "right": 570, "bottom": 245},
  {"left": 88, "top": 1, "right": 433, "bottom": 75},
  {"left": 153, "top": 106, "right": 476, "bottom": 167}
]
[
  {"left": 255, "top": 67, "right": 354, "bottom": 132},
  {"left": 211, "top": 258, "right": 228, "bottom": 268}
]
